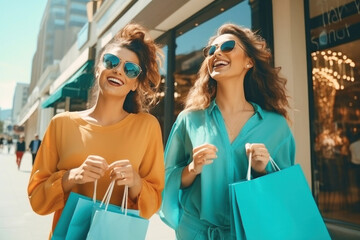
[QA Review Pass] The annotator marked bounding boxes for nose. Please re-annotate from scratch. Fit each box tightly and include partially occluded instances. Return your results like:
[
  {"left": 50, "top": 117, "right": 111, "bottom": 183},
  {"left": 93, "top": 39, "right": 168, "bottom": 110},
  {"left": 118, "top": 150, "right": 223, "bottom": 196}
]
[
  {"left": 213, "top": 45, "right": 222, "bottom": 56},
  {"left": 112, "top": 62, "right": 124, "bottom": 75}
]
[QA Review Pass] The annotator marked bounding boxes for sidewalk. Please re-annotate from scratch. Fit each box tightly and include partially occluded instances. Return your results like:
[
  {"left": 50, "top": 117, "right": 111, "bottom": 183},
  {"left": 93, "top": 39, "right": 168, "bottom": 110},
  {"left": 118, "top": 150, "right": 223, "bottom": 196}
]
[{"left": 0, "top": 147, "right": 174, "bottom": 239}]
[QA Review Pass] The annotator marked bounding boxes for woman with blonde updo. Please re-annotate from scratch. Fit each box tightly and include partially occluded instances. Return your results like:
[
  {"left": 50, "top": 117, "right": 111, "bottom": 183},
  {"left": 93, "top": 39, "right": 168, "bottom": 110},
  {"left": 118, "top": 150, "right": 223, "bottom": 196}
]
[{"left": 28, "top": 23, "right": 165, "bottom": 238}]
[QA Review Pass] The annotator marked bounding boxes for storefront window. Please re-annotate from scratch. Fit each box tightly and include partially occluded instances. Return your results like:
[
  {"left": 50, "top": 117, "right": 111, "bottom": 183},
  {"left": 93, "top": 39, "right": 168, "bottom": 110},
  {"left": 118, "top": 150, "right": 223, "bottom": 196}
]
[
  {"left": 150, "top": 46, "right": 167, "bottom": 132},
  {"left": 307, "top": 0, "right": 360, "bottom": 225},
  {"left": 174, "top": 1, "right": 251, "bottom": 116}
]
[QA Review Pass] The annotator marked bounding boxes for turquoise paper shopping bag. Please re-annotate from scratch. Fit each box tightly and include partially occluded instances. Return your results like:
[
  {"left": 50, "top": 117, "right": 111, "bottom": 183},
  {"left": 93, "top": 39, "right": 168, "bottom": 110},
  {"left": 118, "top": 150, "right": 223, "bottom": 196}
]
[
  {"left": 229, "top": 151, "right": 331, "bottom": 240},
  {"left": 51, "top": 192, "right": 91, "bottom": 240},
  {"left": 52, "top": 180, "right": 120, "bottom": 240},
  {"left": 65, "top": 182, "right": 127, "bottom": 240},
  {"left": 86, "top": 184, "right": 149, "bottom": 240}
]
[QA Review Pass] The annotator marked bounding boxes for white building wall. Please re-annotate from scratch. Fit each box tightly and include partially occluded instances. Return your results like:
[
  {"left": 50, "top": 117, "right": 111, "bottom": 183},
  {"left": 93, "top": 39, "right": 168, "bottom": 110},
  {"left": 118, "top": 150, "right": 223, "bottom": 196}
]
[
  {"left": 272, "top": 0, "right": 312, "bottom": 185},
  {"left": 12, "top": 83, "right": 29, "bottom": 123}
]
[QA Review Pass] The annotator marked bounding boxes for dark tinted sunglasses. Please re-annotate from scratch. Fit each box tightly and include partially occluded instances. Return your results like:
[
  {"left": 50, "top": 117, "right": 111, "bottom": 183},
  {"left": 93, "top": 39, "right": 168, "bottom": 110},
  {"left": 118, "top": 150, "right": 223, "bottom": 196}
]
[
  {"left": 103, "top": 53, "right": 142, "bottom": 79},
  {"left": 203, "top": 40, "right": 237, "bottom": 57}
]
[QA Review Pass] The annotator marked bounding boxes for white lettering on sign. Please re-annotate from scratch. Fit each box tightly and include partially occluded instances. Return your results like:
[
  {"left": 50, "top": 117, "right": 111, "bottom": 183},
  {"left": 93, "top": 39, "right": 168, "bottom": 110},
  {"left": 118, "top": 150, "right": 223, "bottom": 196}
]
[
  {"left": 311, "top": 23, "right": 351, "bottom": 49},
  {"left": 355, "top": 0, "right": 360, "bottom": 13},
  {"left": 311, "top": 0, "right": 360, "bottom": 50},
  {"left": 322, "top": 4, "right": 346, "bottom": 27}
]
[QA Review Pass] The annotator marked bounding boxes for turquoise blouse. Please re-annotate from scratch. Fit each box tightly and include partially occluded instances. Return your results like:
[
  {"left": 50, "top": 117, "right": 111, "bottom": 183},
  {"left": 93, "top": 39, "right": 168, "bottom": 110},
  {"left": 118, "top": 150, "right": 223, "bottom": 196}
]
[{"left": 160, "top": 100, "right": 295, "bottom": 230}]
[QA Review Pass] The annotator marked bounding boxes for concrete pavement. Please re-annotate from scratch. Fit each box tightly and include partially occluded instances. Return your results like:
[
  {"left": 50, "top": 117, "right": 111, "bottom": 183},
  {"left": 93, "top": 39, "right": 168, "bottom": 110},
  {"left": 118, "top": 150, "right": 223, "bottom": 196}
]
[{"left": 0, "top": 147, "right": 175, "bottom": 239}]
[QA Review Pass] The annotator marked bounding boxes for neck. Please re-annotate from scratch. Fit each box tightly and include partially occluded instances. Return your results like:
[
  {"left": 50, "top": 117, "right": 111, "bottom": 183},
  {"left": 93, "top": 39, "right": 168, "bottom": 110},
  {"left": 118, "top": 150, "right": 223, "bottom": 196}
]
[
  {"left": 216, "top": 79, "right": 249, "bottom": 113},
  {"left": 87, "top": 95, "right": 129, "bottom": 126}
]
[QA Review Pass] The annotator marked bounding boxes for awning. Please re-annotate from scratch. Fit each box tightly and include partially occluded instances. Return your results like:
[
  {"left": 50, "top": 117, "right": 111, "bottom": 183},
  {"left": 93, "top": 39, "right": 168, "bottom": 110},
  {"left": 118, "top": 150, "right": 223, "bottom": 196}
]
[
  {"left": 18, "top": 100, "right": 40, "bottom": 126},
  {"left": 42, "top": 60, "right": 94, "bottom": 108}
]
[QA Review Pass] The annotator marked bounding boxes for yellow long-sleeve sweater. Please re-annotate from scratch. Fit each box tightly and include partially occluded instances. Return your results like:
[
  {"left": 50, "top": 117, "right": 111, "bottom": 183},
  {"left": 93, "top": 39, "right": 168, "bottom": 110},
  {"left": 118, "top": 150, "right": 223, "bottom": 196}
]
[{"left": 28, "top": 111, "right": 164, "bottom": 236}]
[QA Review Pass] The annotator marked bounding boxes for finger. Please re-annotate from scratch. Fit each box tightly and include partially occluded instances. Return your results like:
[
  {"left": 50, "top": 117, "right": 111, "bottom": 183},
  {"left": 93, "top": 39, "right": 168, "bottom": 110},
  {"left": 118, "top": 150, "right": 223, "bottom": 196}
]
[
  {"left": 193, "top": 147, "right": 217, "bottom": 160},
  {"left": 112, "top": 170, "right": 127, "bottom": 180},
  {"left": 204, "top": 160, "right": 213, "bottom": 165},
  {"left": 111, "top": 166, "right": 133, "bottom": 180},
  {"left": 250, "top": 143, "right": 265, "bottom": 148},
  {"left": 116, "top": 178, "right": 132, "bottom": 186},
  {"left": 85, "top": 157, "right": 108, "bottom": 169},
  {"left": 111, "top": 165, "right": 132, "bottom": 176},
  {"left": 253, "top": 150, "right": 269, "bottom": 160},
  {"left": 193, "top": 143, "right": 218, "bottom": 153},
  {"left": 109, "top": 159, "right": 131, "bottom": 168},
  {"left": 79, "top": 171, "right": 103, "bottom": 182},
  {"left": 83, "top": 164, "right": 107, "bottom": 177}
]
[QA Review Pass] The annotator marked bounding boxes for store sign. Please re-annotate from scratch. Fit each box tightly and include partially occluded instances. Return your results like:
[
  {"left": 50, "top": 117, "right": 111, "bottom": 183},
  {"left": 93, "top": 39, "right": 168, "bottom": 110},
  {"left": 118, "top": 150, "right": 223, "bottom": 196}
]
[{"left": 310, "top": 0, "right": 360, "bottom": 50}]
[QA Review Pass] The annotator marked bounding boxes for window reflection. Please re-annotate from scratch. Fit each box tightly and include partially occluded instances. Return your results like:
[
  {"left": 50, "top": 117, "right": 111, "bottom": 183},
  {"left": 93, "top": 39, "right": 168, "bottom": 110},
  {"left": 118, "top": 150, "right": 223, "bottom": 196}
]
[
  {"left": 174, "top": 2, "right": 251, "bottom": 117},
  {"left": 150, "top": 46, "right": 167, "bottom": 133},
  {"left": 308, "top": 0, "right": 360, "bottom": 225}
]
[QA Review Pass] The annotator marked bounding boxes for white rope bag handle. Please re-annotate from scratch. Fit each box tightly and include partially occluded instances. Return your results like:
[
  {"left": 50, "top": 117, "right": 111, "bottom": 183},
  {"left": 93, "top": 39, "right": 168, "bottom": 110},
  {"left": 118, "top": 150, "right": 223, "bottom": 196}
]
[
  {"left": 245, "top": 143, "right": 280, "bottom": 181},
  {"left": 97, "top": 180, "right": 129, "bottom": 215}
]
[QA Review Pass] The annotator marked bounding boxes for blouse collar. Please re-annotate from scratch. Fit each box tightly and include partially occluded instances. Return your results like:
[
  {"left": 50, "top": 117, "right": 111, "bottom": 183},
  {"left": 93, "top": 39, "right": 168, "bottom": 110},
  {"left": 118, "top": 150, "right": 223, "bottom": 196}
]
[{"left": 208, "top": 98, "right": 264, "bottom": 119}]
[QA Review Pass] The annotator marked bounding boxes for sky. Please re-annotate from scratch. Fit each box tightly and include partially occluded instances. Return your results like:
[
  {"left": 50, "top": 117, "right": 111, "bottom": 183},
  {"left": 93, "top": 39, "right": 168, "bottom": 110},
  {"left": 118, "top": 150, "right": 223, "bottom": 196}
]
[
  {"left": 0, "top": 0, "right": 48, "bottom": 110},
  {"left": 0, "top": 1, "right": 250, "bottom": 111}
]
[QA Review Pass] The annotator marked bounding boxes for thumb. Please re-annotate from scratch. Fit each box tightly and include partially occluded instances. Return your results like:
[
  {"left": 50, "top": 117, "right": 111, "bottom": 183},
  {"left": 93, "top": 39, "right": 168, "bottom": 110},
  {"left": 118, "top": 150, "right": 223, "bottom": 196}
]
[{"left": 245, "top": 143, "right": 252, "bottom": 155}]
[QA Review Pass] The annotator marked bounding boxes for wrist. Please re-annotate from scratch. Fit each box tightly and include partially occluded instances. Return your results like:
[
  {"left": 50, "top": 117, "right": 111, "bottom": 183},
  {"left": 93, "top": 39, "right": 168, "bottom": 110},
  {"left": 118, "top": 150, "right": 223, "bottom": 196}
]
[
  {"left": 128, "top": 176, "right": 142, "bottom": 201},
  {"left": 62, "top": 170, "right": 76, "bottom": 192},
  {"left": 188, "top": 162, "right": 200, "bottom": 175}
]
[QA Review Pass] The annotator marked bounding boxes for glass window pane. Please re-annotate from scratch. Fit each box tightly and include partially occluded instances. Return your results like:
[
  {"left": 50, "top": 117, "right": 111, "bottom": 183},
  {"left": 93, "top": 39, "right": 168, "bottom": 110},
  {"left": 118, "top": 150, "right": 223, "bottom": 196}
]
[
  {"left": 308, "top": 0, "right": 360, "bottom": 226},
  {"left": 150, "top": 45, "right": 168, "bottom": 132},
  {"left": 174, "top": 1, "right": 251, "bottom": 116}
]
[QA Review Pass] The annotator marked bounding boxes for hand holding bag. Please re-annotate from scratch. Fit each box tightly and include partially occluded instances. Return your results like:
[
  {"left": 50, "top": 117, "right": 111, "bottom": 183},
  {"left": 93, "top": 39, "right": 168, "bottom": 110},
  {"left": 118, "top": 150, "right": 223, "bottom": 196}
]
[
  {"left": 229, "top": 149, "right": 331, "bottom": 240},
  {"left": 86, "top": 182, "right": 149, "bottom": 240}
]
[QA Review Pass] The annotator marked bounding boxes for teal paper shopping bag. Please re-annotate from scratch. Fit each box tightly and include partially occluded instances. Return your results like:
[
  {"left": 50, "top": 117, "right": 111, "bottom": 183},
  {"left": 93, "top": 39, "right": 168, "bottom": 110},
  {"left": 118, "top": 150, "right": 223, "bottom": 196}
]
[
  {"left": 86, "top": 209, "right": 149, "bottom": 240},
  {"left": 86, "top": 184, "right": 149, "bottom": 240},
  {"left": 229, "top": 152, "right": 331, "bottom": 240},
  {"left": 52, "top": 180, "right": 120, "bottom": 240},
  {"left": 51, "top": 192, "right": 92, "bottom": 240}
]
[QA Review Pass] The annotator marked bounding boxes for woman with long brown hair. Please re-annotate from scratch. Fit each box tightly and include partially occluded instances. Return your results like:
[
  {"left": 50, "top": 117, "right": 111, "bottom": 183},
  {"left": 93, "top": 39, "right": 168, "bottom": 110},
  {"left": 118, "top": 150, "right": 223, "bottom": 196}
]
[
  {"left": 28, "top": 23, "right": 165, "bottom": 238},
  {"left": 160, "top": 23, "right": 296, "bottom": 239}
]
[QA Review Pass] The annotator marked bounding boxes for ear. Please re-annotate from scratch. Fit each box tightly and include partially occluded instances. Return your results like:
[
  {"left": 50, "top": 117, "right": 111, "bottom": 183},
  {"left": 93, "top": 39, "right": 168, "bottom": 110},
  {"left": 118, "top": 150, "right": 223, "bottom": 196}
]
[
  {"left": 246, "top": 60, "right": 254, "bottom": 69},
  {"left": 131, "top": 81, "right": 139, "bottom": 91}
]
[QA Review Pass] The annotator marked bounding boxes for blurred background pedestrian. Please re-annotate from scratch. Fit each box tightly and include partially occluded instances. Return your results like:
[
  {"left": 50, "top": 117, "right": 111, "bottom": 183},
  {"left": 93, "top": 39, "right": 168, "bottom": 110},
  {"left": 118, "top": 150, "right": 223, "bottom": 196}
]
[
  {"left": 16, "top": 135, "right": 26, "bottom": 170},
  {"left": 28, "top": 134, "right": 41, "bottom": 165}
]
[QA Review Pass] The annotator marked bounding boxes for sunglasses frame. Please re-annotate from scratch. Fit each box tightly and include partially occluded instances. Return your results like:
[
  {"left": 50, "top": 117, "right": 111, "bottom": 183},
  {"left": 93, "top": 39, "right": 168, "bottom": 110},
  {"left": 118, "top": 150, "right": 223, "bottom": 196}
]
[
  {"left": 203, "top": 40, "right": 238, "bottom": 57},
  {"left": 102, "top": 53, "right": 142, "bottom": 79}
]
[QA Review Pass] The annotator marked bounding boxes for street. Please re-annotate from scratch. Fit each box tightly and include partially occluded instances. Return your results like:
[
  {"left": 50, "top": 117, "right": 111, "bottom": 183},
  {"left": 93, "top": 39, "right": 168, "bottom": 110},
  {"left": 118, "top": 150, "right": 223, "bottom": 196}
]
[{"left": 0, "top": 146, "right": 175, "bottom": 239}]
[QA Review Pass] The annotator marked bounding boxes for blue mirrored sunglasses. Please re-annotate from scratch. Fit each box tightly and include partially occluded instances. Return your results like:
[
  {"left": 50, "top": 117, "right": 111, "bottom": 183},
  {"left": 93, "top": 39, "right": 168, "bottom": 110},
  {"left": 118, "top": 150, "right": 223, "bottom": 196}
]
[
  {"left": 203, "top": 40, "right": 237, "bottom": 57},
  {"left": 103, "top": 53, "right": 142, "bottom": 79}
]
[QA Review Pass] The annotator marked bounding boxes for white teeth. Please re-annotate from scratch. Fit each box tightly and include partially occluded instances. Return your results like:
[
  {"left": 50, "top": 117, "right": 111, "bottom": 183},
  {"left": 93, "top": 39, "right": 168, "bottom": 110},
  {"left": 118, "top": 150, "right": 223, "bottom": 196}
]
[
  {"left": 213, "top": 60, "right": 229, "bottom": 67},
  {"left": 108, "top": 77, "right": 124, "bottom": 85}
]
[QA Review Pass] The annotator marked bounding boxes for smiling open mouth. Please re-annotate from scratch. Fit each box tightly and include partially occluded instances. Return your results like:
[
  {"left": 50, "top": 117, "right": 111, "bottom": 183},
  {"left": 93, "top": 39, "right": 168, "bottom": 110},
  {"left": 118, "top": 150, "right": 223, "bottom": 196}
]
[
  {"left": 107, "top": 77, "right": 124, "bottom": 86},
  {"left": 213, "top": 60, "right": 229, "bottom": 68}
]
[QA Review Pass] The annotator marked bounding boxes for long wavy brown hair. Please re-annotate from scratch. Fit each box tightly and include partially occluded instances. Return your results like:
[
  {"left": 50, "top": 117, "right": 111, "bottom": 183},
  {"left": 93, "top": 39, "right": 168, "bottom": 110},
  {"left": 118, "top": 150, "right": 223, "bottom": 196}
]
[
  {"left": 185, "top": 23, "right": 290, "bottom": 119},
  {"left": 92, "top": 22, "right": 163, "bottom": 113}
]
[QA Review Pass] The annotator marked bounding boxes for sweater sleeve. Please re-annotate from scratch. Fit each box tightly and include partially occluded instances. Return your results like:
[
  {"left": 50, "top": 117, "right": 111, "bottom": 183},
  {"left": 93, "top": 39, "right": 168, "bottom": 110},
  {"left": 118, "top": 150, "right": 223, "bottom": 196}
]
[
  {"left": 27, "top": 118, "right": 67, "bottom": 215},
  {"left": 128, "top": 117, "right": 165, "bottom": 219}
]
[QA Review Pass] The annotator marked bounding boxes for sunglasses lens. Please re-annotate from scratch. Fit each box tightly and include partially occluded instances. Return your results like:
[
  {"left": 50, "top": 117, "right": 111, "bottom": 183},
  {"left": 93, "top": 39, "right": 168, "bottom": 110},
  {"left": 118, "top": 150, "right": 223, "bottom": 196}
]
[
  {"left": 103, "top": 54, "right": 120, "bottom": 69},
  {"left": 124, "top": 62, "right": 141, "bottom": 78},
  {"left": 221, "top": 40, "right": 236, "bottom": 52},
  {"left": 208, "top": 45, "right": 216, "bottom": 56},
  {"left": 205, "top": 40, "right": 236, "bottom": 57}
]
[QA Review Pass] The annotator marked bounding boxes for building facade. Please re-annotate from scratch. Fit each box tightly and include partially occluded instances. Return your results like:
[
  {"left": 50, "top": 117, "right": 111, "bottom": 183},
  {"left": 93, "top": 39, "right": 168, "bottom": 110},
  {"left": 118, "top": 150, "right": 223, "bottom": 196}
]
[
  {"left": 19, "top": 0, "right": 89, "bottom": 142},
  {"left": 18, "top": 0, "right": 360, "bottom": 238},
  {"left": 12, "top": 83, "right": 29, "bottom": 122}
]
